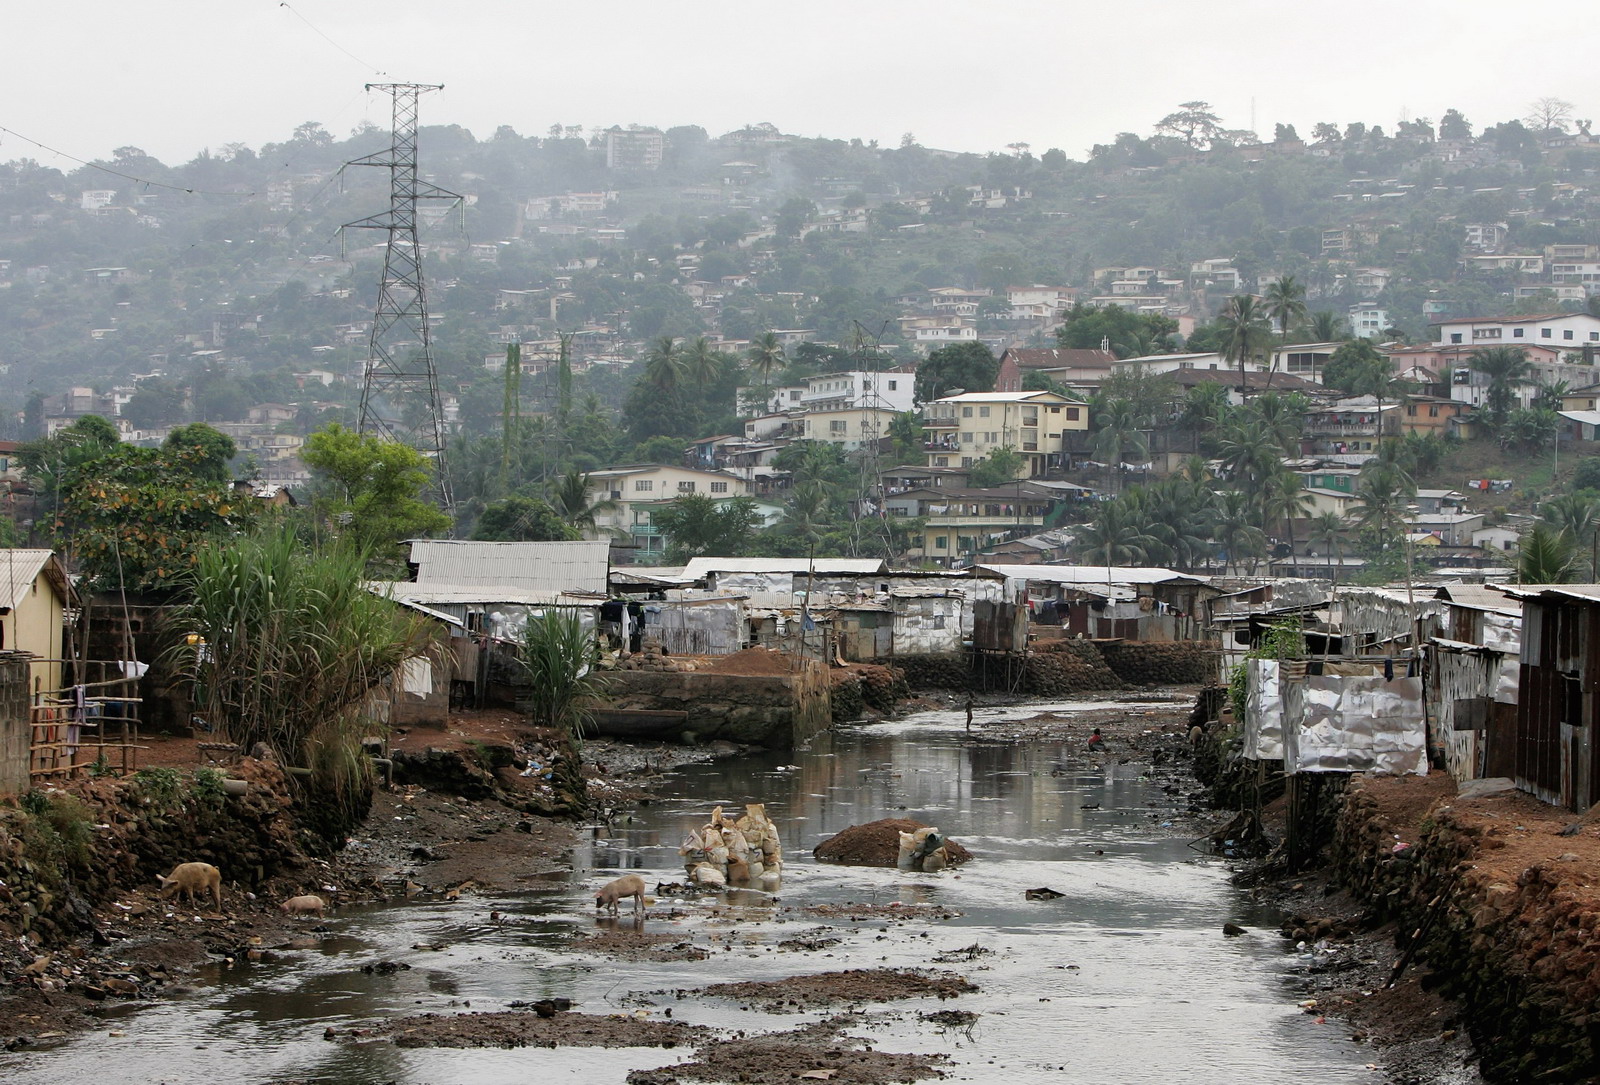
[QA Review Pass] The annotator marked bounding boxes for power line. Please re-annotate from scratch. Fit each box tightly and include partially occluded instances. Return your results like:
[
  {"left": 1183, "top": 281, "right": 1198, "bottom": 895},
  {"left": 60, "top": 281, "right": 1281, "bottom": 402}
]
[
  {"left": 278, "top": 2, "right": 386, "bottom": 76},
  {"left": 0, "top": 125, "right": 255, "bottom": 196}
]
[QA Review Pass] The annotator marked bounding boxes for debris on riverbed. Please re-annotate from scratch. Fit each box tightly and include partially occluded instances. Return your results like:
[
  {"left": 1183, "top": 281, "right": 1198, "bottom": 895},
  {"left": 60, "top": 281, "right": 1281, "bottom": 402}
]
[
  {"left": 336, "top": 1009, "right": 709, "bottom": 1049},
  {"left": 625, "top": 1016, "right": 951, "bottom": 1085},
  {"left": 812, "top": 818, "right": 972, "bottom": 868},
  {"left": 573, "top": 927, "right": 711, "bottom": 961},
  {"left": 678, "top": 968, "right": 977, "bottom": 1012},
  {"left": 1024, "top": 887, "right": 1065, "bottom": 900},
  {"left": 679, "top": 803, "right": 784, "bottom": 888},
  {"left": 800, "top": 901, "right": 962, "bottom": 922}
]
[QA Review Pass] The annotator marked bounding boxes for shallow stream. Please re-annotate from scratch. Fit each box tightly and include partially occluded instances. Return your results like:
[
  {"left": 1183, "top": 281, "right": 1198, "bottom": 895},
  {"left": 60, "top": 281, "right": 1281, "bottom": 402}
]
[{"left": 1, "top": 700, "right": 1378, "bottom": 1083}]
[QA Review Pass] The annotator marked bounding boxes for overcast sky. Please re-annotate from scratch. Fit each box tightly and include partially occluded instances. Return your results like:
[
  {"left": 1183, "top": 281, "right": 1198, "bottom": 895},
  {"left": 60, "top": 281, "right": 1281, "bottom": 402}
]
[{"left": 4, "top": 0, "right": 1595, "bottom": 168}]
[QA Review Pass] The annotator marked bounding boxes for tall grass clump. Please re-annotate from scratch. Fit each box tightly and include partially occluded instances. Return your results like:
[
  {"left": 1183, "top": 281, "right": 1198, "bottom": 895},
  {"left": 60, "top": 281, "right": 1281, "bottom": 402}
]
[
  {"left": 172, "top": 529, "right": 433, "bottom": 832},
  {"left": 519, "top": 609, "right": 605, "bottom": 740}
]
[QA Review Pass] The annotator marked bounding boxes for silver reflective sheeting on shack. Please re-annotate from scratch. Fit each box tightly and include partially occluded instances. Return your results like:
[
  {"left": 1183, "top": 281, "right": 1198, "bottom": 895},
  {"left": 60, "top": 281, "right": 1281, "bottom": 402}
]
[{"left": 1289, "top": 674, "right": 1426, "bottom": 775}]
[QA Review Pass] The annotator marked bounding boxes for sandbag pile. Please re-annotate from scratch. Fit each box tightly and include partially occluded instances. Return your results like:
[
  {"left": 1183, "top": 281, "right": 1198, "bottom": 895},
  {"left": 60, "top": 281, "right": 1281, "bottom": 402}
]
[{"left": 679, "top": 803, "right": 782, "bottom": 889}]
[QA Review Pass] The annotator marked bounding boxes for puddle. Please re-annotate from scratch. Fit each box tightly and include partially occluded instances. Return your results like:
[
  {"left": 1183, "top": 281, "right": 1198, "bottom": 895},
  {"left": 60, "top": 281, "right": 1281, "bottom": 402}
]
[{"left": 0, "top": 701, "right": 1376, "bottom": 1083}]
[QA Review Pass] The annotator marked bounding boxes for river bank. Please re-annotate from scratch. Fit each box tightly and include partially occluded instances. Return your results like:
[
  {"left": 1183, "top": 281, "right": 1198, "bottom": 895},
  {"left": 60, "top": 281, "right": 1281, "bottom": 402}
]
[{"left": 0, "top": 683, "right": 1400, "bottom": 1084}]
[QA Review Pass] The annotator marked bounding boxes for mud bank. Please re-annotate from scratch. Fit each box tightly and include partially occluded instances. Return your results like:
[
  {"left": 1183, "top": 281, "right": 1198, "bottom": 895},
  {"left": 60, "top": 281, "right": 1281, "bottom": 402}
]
[{"left": 1327, "top": 775, "right": 1600, "bottom": 1084}]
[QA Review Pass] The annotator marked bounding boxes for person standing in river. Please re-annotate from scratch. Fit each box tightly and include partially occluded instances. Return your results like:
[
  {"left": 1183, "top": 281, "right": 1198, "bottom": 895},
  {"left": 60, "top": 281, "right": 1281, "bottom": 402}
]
[{"left": 1087, "top": 727, "right": 1105, "bottom": 752}]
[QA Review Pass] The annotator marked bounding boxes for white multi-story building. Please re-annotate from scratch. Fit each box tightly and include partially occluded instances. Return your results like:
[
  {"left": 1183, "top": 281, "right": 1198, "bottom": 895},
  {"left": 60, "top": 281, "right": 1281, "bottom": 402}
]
[
  {"left": 1433, "top": 313, "right": 1600, "bottom": 349},
  {"left": 921, "top": 390, "right": 1088, "bottom": 477},
  {"left": 800, "top": 370, "right": 916, "bottom": 414}
]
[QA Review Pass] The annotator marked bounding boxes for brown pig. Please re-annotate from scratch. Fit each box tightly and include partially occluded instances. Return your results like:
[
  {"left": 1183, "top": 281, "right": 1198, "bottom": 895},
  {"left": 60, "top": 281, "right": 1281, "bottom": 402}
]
[
  {"left": 595, "top": 873, "right": 646, "bottom": 915},
  {"left": 279, "top": 894, "right": 326, "bottom": 916},
  {"left": 157, "top": 862, "right": 223, "bottom": 911}
]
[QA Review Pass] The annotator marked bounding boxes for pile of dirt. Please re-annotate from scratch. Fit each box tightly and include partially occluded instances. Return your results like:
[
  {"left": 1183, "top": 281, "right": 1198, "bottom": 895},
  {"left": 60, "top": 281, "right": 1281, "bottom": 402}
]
[
  {"left": 338, "top": 1009, "right": 708, "bottom": 1049},
  {"left": 811, "top": 818, "right": 973, "bottom": 867},
  {"left": 626, "top": 1016, "right": 949, "bottom": 1085},
  {"left": 687, "top": 968, "right": 977, "bottom": 1011},
  {"left": 704, "top": 647, "right": 804, "bottom": 676}
]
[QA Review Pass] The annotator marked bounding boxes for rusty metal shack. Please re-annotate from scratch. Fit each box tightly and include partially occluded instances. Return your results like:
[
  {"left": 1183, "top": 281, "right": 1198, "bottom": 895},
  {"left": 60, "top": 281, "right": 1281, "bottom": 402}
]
[{"left": 1499, "top": 585, "right": 1600, "bottom": 812}]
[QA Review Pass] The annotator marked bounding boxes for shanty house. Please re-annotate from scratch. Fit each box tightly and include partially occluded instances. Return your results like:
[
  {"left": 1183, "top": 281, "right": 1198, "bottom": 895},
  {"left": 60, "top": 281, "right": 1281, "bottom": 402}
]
[
  {"left": 978, "top": 564, "right": 1214, "bottom": 641},
  {"left": 0, "top": 549, "right": 74, "bottom": 697},
  {"left": 1499, "top": 585, "right": 1600, "bottom": 811},
  {"left": 1427, "top": 585, "right": 1522, "bottom": 783}
]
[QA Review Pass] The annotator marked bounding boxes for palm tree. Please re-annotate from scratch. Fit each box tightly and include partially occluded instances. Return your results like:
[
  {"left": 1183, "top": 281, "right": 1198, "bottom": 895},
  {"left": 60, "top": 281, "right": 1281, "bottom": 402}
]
[
  {"left": 643, "top": 335, "right": 684, "bottom": 392},
  {"left": 681, "top": 336, "right": 723, "bottom": 389},
  {"left": 1264, "top": 275, "right": 1309, "bottom": 343},
  {"left": 1092, "top": 397, "right": 1151, "bottom": 491},
  {"left": 1263, "top": 467, "right": 1316, "bottom": 559},
  {"left": 1245, "top": 391, "right": 1303, "bottom": 456},
  {"left": 1220, "top": 294, "right": 1270, "bottom": 395},
  {"left": 1307, "top": 311, "right": 1343, "bottom": 342},
  {"left": 778, "top": 481, "right": 834, "bottom": 546},
  {"left": 1471, "top": 346, "right": 1532, "bottom": 429},
  {"left": 1076, "top": 500, "right": 1159, "bottom": 567},
  {"left": 1178, "top": 382, "right": 1231, "bottom": 453},
  {"left": 1217, "top": 419, "right": 1280, "bottom": 506},
  {"left": 549, "top": 469, "right": 618, "bottom": 538},
  {"left": 1518, "top": 523, "right": 1578, "bottom": 584},
  {"left": 746, "top": 332, "right": 786, "bottom": 387},
  {"left": 1214, "top": 490, "right": 1267, "bottom": 574},
  {"left": 1541, "top": 493, "right": 1600, "bottom": 577},
  {"left": 1307, "top": 510, "right": 1348, "bottom": 587},
  {"left": 1353, "top": 469, "right": 1409, "bottom": 557}
]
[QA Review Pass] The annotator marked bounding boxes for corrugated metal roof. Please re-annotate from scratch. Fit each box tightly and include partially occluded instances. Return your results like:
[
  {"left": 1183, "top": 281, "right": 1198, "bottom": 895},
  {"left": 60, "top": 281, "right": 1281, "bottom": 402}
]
[
  {"left": 978, "top": 563, "right": 1207, "bottom": 586},
  {"left": 373, "top": 581, "right": 605, "bottom": 608},
  {"left": 0, "top": 549, "right": 65, "bottom": 611},
  {"left": 407, "top": 540, "right": 610, "bottom": 594},
  {"left": 682, "top": 557, "right": 888, "bottom": 578},
  {"left": 1434, "top": 584, "right": 1522, "bottom": 615}
]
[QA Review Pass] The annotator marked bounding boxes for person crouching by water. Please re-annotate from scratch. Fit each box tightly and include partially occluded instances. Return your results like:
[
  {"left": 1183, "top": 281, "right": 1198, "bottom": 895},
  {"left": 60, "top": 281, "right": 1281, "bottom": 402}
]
[{"left": 1086, "top": 727, "right": 1106, "bottom": 752}]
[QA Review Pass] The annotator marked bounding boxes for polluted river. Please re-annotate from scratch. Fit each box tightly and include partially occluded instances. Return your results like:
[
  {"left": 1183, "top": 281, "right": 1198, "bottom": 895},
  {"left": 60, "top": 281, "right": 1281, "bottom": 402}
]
[{"left": 0, "top": 698, "right": 1380, "bottom": 1084}]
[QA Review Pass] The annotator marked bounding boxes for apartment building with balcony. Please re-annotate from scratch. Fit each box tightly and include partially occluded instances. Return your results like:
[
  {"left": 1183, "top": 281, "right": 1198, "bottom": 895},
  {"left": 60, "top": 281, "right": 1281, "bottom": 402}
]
[
  {"left": 921, "top": 390, "right": 1087, "bottom": 477},
  {"left": 1299, "top": 396, "right": 1400, "bottom": 459}
]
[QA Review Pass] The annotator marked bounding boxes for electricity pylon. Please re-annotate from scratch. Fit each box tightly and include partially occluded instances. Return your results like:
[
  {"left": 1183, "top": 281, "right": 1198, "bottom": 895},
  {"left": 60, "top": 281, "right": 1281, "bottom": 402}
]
[{"left": 344, "top": 83, "right": 459, "bottom": 507}]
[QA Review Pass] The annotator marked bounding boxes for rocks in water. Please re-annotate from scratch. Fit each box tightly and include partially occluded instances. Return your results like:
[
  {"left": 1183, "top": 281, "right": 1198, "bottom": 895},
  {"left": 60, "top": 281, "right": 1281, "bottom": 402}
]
[
  {"left": 1222, "top": 922, "right": 1247, "bottom": 937},
  {"left": 1024, "top": 887, "right": 1065, "bottom": 901}
]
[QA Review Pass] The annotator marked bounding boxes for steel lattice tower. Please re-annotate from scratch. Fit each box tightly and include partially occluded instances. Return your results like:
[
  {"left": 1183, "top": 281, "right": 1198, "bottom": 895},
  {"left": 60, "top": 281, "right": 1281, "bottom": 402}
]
[{"left": 345, "top": 83, "right": 459, "bottom": 506}]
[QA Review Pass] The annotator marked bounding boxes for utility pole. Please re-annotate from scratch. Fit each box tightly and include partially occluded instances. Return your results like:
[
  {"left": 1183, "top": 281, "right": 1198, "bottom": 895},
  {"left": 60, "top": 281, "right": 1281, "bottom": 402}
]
[{"left": 345, "top": 83, "right": 460, "bottom": 507}]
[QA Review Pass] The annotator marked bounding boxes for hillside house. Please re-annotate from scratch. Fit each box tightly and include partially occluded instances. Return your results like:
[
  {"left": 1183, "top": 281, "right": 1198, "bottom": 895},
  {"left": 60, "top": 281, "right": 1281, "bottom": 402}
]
[{"left": 922, "top": 390, "right": 1088, "bottom": 477}]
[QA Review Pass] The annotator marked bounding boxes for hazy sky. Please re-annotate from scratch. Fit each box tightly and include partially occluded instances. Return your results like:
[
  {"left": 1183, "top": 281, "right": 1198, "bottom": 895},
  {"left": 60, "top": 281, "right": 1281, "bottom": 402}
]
[{"left": 4, "top": 0, "right": 1595, "bottom": 168}]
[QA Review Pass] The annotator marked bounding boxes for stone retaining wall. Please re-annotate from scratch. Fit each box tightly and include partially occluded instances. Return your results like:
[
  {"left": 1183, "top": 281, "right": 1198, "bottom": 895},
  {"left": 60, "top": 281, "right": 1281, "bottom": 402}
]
[
  {"left": 1332, "top": 780, "right": 1600, "bottom": 1082},
  {"left": 598, "top": 665, "right": 832, "bottom": 749}
]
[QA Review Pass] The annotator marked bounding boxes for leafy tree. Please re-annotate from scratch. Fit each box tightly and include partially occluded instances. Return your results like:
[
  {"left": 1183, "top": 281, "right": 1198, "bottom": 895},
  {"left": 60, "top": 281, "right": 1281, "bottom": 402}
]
[
  {"left": 968, "top": 445, "right": 1026, "bottom": 487},
  {"left": 1439, "top": 109, "right": 1473, "bottom": 140},
  {"left": 1525, "top": 97, "right": 1574, "bottom": 134},
  {"left": 59, "top": 440, "right": 248, "bottom": 592},
  {"left": 1323, "top": 338, "right": 1386, "bottom": 394},
  {"left": 19, "top": 415, "right": 122, "bottom": 511},
  {"left": 1154, "top": 101, "right": 1225, "bottom": 148},
  {"left": 886, "top": 412, "right": 925, "bottom": 466},
  {"left": 302, "top": 424, "right": 451, "bottom": 562},
  {"left": 1058, "top": 303, "right": 1177, "bottom": 356},
  {"left": 471, "top": 496, "right": 579, "bottom": 541},
  {"left": 163, "top": 423, "right": 237, "bottom": 483},
  {"left": 1572, "top": 456, "right": 1600, "bottom": 492},
  {"left": 124, "top": 378, "right": 187, "bottom": 430},
  {"left": 653, "top": 494, "right": 761, "bottom": 562},
  {"left": 1274, "top": 123, "right": 1300, "bottom": 143},
  {"left": 914, "top": 342, "right": 997, "bottom": 404}
]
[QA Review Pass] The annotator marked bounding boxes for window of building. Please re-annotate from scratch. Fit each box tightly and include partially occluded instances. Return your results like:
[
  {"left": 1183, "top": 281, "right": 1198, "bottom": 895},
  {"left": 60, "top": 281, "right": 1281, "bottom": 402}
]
[
  {"left": 1066, "top": 407, "right": 1080, "bottom": 421},
  {"left": 935, "top": 536, "right": 949, "bottom": 549},
  {"left": 1450, "top": 333, "right": 1463, "bottom": 343},
  {"left": 1514, "top": 328, "right": 1524, "bottom": 337},
  {"left": 711, "top": 481, "right": 729, "bottom": 493},
  {"left": 634, "top": 480, "right": 653, "bottom": 492},
  {"left": 1543, "top": 328, "right": 1553, "bottom": 337},
  {"left": 979, "top": 405, "right": 991, "bottom": 417},
  {"left": 935, "top": 456, "right": 948, "bottom": 467},
  {"left": 961, "top": 432, "right": 974, "bottom": 444},
  {"left": 829, "top": 420, "right": 846, "bottom": 434},
  {"left": 888, "top": 380, "right": 898, "bottom": 390},
  {"left": 678, "top": 481, "right": 695, "bottom": 492},
  {"left": 1566, "top": 329, "right": 1575, "bottom": 340},
  {"left": 962, "top": 406, "right": 973, "bottom": 418}
]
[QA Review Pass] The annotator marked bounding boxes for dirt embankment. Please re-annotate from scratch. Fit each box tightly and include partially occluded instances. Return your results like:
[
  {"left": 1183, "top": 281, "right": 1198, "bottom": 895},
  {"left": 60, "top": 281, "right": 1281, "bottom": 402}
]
[{"left": 1250, "top": 772, "right": 1600, "bottom": 1085}]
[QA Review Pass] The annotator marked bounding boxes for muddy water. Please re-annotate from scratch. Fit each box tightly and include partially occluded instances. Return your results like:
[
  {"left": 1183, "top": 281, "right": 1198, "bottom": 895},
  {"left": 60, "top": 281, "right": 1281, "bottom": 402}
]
[{"left": 1, "top": 701, "right": 1376, "bottom": 1083}]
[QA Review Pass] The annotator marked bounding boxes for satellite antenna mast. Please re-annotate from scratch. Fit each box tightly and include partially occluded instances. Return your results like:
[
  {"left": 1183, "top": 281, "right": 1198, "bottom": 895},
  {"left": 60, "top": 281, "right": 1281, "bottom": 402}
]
[{"left": 344, "top": 82, "right": 460, "bottom": 507}]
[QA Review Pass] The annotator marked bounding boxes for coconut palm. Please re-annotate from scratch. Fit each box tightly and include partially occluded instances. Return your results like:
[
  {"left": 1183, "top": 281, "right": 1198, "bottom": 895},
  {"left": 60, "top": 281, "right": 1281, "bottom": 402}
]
[
  {"left": 746, "top": 332, "right": 786, "bottom": 385},
  {"left": 643, "top": 335, "right": 684, "bottom": 392},
  {"left": 778, "top": 481, "right": 835, "bottom": 545},
  {"left": 1220, "top": 294, "right": 1271, "bottom": 395},
  {"left": 1265, "top": 275, "right": 1309, "bottom": 343},
  {"left": 681, "top": 336, "right": 723, "bottom": 389},
  {"left": 1541, "top": 493, "right": 1600, "bottom": 577},
  {"left": 1306, "top": 311, "right": 1343, "bottom": 342},
  {"left": 549, "top": 469, "right": 618, "bottom": 538},
  {"left": 1263, "top": 467, "right": 1316, "bottom": 558},
  {"left": 1471, "top": 346, "right": 1532, "bottom": 428},
  {"left": 1076, "top": 500, "right": 1160, "bottom": 567},
  {"left": 1518, "top": 523, "right": 1578, "bottom": 584},
  {"left": 1214, "top": 490, "right": 1267, "bottom": 574},
  {"left": 1178, "top": 381, "right": 1232, "bottom": 453},
  {"left": 1092, "top": 397, "right": 1152, "bottom": 491}
]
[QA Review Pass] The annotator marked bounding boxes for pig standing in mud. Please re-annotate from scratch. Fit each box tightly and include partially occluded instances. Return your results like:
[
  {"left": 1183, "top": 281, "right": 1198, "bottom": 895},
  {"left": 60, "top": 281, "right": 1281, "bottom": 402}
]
[
  {"left": 157, "top": 862, "right": 223, "bottom": 911},
  {"left": 595, "top": 873, "right": 647, "bottom": 915},
  {"left": 279, "top": 894, "right": 326, "bottom": 917}
]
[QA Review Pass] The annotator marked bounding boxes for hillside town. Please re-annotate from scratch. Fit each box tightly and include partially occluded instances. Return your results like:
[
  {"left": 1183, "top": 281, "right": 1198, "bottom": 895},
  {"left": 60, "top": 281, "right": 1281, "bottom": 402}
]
[{"left": 10, "top": 66, "right": 1600, "bottom": 1084}]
